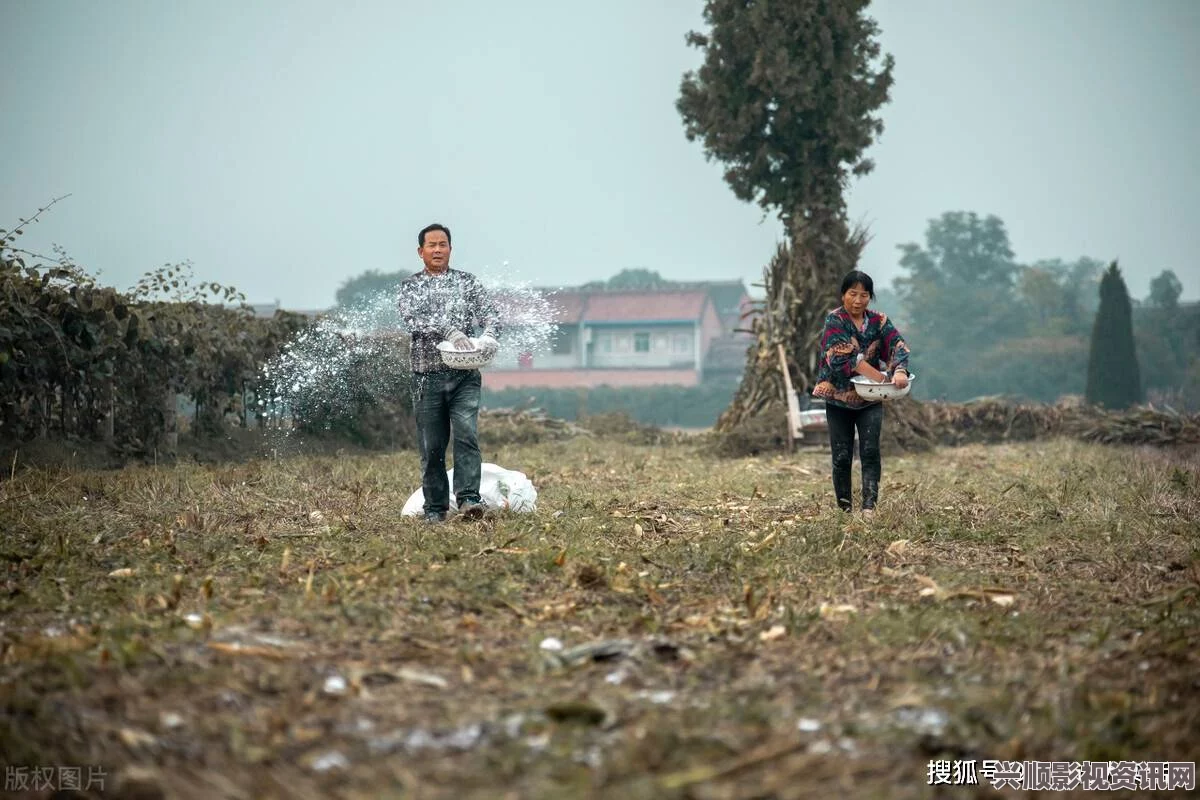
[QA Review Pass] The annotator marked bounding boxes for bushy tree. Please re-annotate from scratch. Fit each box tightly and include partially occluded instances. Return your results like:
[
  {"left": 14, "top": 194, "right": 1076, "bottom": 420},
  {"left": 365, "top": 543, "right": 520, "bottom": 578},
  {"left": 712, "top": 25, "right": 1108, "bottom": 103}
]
[
  {"left": 1023, "top": 257, "right": 1104, "bottom": 336},
  {"left": 1085, "top": 261, "right": 1142, "bottom": 409},
  {"left": 1018, "top": 265, "right": 1068, "bottom": 335},
  {"left": 1147, "top": 269, "right": 1182, "bottom": 310},
  {"left": 895, "top": 211, "right": 1023, "bottom": 347},
  {"left": 1137, "top": 269, "right": 1194, "bottom": 400},
  {"left": 677, "top": 0, "right": 893, "bottom": 222},
  {"left": 580, "top": 268, "right": 673, "bottom": 291},
  {"left": 677, "top": 0, "right": 894, "bottom": 428},
  {"left": 335, "top": 269, "right": 406, "bottom": 309}
]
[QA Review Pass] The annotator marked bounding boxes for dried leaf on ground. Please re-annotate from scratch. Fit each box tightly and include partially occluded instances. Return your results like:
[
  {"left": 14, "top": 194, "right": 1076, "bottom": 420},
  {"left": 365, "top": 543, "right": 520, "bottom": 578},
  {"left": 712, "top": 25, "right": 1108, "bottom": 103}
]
[
  {"left": 760, "top": 624, "right": 787, "bottom": 642},
  {"left": 818, "top": 603, "right": 858, "bottom": 619}
]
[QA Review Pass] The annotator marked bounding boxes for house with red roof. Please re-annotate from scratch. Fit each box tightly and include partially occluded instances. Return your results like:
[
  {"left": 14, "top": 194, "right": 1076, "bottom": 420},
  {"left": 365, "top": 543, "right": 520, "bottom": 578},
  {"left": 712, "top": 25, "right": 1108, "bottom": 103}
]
[{"left": 484, "top": 281, "right": 755, "bottom": 389}]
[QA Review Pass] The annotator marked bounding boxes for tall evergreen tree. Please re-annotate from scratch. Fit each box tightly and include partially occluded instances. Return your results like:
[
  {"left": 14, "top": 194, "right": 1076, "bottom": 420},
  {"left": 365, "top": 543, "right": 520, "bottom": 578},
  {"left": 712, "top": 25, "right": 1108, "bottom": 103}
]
[
  {"left": 1085, "top": 261, "right": 1143, "bottom": 409},
  {"left": 677, "top": 0, "right": 894, "bottom": 430}
]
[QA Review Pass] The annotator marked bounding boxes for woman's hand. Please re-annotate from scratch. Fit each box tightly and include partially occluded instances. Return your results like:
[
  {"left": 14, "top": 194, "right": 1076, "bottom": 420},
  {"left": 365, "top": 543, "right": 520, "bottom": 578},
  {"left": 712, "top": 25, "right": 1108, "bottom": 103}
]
[
  {"left": 892, "top": 370, "right": 909, "bottom": 389},
  {"left": 853, "top": 358, "right": 888, "bottom": 383}
]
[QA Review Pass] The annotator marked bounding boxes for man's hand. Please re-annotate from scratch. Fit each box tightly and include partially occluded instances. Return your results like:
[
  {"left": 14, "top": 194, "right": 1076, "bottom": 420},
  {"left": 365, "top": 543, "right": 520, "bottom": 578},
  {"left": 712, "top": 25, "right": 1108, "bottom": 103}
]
[
  {"left": 476, "top": 335, "right": 499, "bottom": 356},
  {"left": 893, "top": 370, "right": 909, "bottom": 389},
  {"left": 447, "top": 330, "right": 473, "bottom": 351}
]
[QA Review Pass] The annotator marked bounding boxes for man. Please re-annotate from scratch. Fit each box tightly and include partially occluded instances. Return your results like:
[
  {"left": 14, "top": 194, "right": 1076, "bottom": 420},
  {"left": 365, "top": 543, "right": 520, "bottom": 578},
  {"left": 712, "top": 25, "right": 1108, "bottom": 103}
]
[{"left": 398, "top": 223, "right": 500, "bottom": 523}]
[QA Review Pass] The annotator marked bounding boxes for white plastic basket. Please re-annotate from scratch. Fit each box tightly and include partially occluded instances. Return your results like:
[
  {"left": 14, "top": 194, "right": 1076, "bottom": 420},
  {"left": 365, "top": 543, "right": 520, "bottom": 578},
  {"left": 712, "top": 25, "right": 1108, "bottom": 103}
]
[
  {"left": 436, "top": 339, "right": 496, "bottom": 370},
  {"left": 851, "top": 373, "right": 915, "bottom": 400}
]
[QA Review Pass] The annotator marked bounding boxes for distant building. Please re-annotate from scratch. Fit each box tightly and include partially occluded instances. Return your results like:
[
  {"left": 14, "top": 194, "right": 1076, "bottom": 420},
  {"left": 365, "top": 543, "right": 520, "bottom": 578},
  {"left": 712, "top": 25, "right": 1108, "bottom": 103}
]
[
  {"left": 249, "top": 279, "right": 760, "bottom": 389},
  {"left": 485, "top": 281, "right": 756, "bottom": 389}
]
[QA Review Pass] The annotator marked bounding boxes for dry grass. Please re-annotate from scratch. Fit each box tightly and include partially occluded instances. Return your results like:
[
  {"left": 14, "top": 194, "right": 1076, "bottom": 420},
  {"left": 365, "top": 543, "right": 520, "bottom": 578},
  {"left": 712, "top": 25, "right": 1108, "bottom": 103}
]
[{"left": 1, "top": 435, "right": 1198, "bottom": 799}]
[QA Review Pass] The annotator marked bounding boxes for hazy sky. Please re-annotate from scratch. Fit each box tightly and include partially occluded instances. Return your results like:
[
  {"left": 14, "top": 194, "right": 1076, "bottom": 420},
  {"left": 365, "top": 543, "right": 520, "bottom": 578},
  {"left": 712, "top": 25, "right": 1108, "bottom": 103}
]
[{"left": 4, "top": 0, "right": 1198, "bottom": 309}]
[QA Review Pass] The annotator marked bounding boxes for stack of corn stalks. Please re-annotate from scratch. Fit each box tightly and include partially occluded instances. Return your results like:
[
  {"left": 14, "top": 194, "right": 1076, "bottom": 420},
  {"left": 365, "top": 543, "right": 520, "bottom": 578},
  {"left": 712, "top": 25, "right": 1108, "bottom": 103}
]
[
  {"left": 1063, "top": 404, "right": 1200, "bottom": 446},
  {"left": 897, "top": 398, "right": 1200, "bottom": 449}
]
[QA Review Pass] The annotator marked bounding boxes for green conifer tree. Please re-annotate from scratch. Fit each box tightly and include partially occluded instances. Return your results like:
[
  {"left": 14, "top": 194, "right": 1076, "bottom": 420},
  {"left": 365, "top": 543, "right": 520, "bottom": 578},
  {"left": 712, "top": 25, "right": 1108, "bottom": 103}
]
[{"left": 1085, "top": 261, "right": 1143, "bottom": 409}]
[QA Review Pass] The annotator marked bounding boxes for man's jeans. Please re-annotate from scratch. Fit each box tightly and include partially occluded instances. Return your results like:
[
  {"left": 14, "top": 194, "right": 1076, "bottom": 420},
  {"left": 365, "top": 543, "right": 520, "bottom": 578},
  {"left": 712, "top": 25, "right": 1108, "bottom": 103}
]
[{"left": 412, "top": 369, "right": 483, "bottom": 514}]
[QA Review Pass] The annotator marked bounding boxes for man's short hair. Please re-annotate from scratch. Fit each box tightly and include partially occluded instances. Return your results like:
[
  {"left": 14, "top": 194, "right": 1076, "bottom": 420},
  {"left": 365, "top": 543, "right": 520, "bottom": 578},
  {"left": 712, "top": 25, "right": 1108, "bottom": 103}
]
[{"left": 418, "top": 223, "right": 452, "bottom": 247}]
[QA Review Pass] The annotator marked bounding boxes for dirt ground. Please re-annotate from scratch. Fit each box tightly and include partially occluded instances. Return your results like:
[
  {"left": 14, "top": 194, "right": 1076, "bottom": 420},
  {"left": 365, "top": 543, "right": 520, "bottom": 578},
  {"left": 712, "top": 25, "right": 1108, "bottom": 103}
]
[{"left": 1, "top": 433, "right": 1197, "bottom": 798}]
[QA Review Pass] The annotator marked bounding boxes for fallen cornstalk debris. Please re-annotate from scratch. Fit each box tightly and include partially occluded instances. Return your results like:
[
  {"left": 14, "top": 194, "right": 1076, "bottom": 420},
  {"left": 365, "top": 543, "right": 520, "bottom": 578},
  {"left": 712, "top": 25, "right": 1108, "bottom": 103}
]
[
  {"left": 479, "top": 407, "right": 593, "bottom": 442},
  {"left": 918, "top": 399, "right": 1200, "bottom": 448}
]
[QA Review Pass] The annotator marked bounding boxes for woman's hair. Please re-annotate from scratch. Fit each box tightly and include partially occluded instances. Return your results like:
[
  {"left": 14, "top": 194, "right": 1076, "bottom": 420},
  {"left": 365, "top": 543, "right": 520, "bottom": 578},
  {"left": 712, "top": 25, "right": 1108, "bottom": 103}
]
[{"left": 840, "top": 270, "right": 874, "bottom": 298}]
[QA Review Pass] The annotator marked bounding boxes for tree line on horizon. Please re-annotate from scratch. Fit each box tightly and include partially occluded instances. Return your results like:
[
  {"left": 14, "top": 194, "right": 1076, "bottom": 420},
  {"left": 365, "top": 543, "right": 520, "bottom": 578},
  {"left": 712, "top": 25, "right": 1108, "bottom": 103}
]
[{"left": 334, "top": 209, "right": 1195, "bottom": 412}]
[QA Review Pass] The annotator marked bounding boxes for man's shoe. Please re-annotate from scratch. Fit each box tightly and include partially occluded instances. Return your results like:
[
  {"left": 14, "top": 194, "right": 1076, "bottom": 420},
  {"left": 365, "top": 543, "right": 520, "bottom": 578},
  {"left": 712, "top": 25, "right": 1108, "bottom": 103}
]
[
  {"left": 457, "top": 500, "right": 487, "bottom": 521},
  {"left": 423, "top": 511, "right": 446, "bottom": 524}
]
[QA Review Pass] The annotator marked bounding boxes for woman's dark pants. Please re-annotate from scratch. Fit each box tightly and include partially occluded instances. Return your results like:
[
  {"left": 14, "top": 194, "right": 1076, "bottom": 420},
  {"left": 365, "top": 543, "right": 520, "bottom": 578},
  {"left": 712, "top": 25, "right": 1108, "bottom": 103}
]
[{"left": 825, "top": 402, "right": 883, "bottom": 512}]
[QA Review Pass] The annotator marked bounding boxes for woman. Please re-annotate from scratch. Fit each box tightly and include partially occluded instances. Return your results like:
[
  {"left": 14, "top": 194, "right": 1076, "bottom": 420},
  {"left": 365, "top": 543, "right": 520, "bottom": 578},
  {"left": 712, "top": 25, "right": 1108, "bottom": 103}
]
[{"left": 812, "top": 270, "right": 911, "bottom": 515}]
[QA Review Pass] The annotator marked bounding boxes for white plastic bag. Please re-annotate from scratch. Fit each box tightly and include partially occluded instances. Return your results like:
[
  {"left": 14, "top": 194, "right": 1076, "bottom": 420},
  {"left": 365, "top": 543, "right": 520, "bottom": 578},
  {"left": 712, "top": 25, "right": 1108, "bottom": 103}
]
[{"left": 401, "top": 462, "right": 538, "bottom": 516}]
